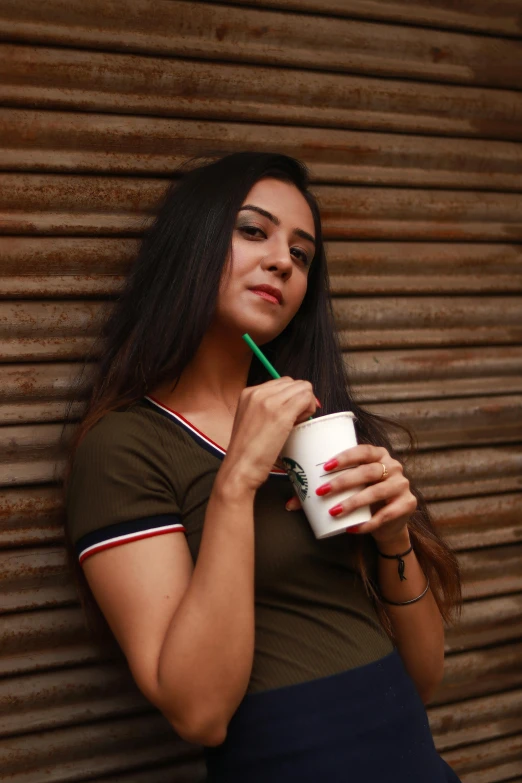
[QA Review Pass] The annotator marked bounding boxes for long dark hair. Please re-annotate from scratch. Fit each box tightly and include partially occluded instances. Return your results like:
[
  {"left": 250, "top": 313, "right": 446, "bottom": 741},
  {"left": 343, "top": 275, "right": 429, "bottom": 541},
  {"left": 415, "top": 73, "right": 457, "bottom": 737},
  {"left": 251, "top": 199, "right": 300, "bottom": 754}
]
[{"left": 65, "top": 151, "right": 461, "bottom": 637}]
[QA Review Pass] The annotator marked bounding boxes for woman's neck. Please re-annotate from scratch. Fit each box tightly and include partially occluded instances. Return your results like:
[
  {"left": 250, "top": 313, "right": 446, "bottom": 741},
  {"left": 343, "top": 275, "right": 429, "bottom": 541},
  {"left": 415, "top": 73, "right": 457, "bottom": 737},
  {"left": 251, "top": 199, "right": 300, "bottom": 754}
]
[{"left": 150, "top": 329, "right": 253, "bottom": 417}]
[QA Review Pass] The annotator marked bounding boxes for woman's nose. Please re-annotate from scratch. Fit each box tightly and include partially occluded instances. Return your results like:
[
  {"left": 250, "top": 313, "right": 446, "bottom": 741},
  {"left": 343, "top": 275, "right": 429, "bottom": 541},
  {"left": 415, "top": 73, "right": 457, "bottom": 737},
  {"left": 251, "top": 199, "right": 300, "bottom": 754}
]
[{"left": 262, "top": 246, "right": 293, "bottom": 276}]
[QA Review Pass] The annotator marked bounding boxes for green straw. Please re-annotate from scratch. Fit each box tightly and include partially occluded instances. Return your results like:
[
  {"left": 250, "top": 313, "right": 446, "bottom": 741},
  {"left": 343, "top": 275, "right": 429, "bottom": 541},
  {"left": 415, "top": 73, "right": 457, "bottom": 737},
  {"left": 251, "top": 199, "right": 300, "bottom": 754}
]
[
  {"left": 242, "top": 333, "right": 281, "bottom": 379},
  {"left": 242, "top": 333, "right": 317, "bottom": 419}
]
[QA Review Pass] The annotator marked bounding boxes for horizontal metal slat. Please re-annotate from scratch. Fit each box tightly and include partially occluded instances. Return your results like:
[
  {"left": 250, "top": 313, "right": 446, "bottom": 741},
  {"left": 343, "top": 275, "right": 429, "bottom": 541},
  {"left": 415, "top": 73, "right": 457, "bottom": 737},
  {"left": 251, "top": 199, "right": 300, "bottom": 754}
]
[
  {"left": 431, "top": 493, "right": 522, "bottom": 551},
  {"left": 329, "top": 243, "right": 522, "bottom": 294},
  {"left": 2, "top": 45, "right": 522, "bottom": 140},
  {"left": 334, "top": 296, "right": 522, "bottom": 349},
  {"left": 445, "top": 593, "right": 522, "bottom": 653},
  {"left": 4, "top": 346, "right": 522, "bottom": 425},
  {"left": 443, "top": 732, "right": 522, "bottom": 783},
  {"left": 0, "top": 663, "right": 147, "bottom": 737},
  {"left": 3, "top": 175, "right": 522, "bottom": 241},
  {"left": 1, "top": 0, "right": 521, "bottom": 90},
  {"left": 429, "top": 688, "right": 522, "bottom": 752},
  {"left": 0, "top": 486, "right": 63, "bottom": 548},
  {"left": 410, "top": 446, "right": 522, "bottom": 501},
  {"left": 0, "top": 606, "right": 100, "bottom": 677},
  {"left": 0, "top": 712, "right": 202, "bottom": 783},
  {"left": 436, "top": 641, "right": 522, "bottom": 705},
  {"left": 0, "top": 547, "right": 74, "bottom": 613},
  {"left": 350, "top": 347, "right": 522, "bottom": 403},
  {"left": 223, "top": 0, "right": 522, "bottom": 37},
  {"left": 3, "top": 109, "right": 522, "bottom": 192},
  {"left": 2, "top": 239, "right": 522, "bottom": 300},
  {"left": 460, "top": 544, "right": 522, "bottom": 600},
  {"left": 371, "top": 395, "right": 522, "bottom": 450},
  {"left": 3, "top": 295, "right": 522, "bottom": 361}
]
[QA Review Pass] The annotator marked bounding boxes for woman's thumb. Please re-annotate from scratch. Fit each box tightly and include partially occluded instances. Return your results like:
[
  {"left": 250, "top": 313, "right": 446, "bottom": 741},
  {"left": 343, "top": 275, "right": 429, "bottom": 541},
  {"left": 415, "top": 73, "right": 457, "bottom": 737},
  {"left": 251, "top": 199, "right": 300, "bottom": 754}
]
[{"left": 285, "top": 496, "right": 302, "bottom": 512}]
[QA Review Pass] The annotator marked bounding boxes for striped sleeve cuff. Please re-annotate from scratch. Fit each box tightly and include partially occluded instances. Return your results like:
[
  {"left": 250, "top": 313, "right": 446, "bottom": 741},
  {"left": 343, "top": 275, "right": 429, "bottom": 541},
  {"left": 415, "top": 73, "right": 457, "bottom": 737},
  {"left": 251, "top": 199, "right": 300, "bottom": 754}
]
[{"left": 76, "top": 514, "right": 186, "bottom": 565}]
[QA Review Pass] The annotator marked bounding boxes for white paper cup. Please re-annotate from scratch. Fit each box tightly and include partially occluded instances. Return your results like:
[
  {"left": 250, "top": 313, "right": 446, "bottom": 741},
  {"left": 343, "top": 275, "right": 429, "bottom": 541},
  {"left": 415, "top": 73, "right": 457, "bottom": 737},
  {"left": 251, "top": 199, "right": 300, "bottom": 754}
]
[{"left": 280, "top": 411, "right": 371, "bottom": 539}]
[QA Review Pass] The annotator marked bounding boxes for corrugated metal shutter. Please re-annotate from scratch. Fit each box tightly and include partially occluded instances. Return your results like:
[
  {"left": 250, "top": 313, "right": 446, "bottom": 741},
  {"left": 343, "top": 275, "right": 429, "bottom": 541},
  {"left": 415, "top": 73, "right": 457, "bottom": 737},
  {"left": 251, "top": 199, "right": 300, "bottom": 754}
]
[{"left": 1, "top": 1, "right": 521, "bottom": 780}]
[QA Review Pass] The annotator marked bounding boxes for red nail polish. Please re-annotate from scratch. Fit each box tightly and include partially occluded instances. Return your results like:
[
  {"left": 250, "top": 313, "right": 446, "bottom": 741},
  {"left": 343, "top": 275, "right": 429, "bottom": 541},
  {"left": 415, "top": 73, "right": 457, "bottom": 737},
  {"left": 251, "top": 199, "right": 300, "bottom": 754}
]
[
  {"left": 346, "top": 524, "right": 362, "bottom": 534},
  {"left": 315, "top": 397, "right": 322, "bottom": 409},
  {"left": 324, "top": 458, "right": 338, "bottom": 471},
  {"left": 315, "top": 483, "right": 332, "bottom": 496},
  {"left": 329, "top": 503, "right": 343, "bottom": 517}
]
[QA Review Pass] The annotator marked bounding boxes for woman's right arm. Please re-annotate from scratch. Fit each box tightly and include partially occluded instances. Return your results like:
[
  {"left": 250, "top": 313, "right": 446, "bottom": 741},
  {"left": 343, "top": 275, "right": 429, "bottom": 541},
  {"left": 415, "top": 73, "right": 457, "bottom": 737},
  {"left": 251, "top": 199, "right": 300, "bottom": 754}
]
[{"left": 82, "top": 377, "right": 317, "bottom": 747}]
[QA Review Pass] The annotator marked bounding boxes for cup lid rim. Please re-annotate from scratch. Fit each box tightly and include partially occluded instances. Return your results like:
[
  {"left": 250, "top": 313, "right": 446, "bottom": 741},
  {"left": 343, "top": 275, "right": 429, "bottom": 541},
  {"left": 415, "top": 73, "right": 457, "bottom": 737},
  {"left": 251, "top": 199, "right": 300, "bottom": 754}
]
[{"left": 290, "top": 410, "right": 356, "bottom": 433}]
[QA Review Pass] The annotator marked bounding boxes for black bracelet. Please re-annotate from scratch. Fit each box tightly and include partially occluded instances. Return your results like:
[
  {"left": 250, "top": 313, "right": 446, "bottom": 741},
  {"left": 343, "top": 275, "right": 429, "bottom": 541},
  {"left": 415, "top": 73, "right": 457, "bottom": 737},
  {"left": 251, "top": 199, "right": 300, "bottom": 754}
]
[
  {"left": 381, "top": 578, "right": 430, "bottom": 606},
  {"left": 376, "top": 545, "right": 413, "bottom": 581}
]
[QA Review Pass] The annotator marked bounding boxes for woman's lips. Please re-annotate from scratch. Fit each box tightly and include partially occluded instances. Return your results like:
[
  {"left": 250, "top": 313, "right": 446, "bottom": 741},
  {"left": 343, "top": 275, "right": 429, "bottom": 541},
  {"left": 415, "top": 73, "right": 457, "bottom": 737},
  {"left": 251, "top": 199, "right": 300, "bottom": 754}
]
[{"left": 250, "top": 289, "right": 280, "bottom": 305}]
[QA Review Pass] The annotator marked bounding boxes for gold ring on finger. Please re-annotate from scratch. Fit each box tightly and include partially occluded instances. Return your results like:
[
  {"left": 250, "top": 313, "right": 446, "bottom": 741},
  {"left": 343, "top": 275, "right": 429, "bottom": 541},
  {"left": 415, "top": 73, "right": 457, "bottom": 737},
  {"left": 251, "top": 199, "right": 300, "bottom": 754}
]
[{"left": 380, "top": 463, "right": 389, "bottom": 481}]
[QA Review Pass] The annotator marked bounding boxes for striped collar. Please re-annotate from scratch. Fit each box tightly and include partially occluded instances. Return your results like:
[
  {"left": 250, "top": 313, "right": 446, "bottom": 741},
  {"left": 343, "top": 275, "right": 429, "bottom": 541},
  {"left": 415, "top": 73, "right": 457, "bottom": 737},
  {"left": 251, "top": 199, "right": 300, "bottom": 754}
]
[{"left": 143, "top": 395, "right": 287, "bottom": 477}]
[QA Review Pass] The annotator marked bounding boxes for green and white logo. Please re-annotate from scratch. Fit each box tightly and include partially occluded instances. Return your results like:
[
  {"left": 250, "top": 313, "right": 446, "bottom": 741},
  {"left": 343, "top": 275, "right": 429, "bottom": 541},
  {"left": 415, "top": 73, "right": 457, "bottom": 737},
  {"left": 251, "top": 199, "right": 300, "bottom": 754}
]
[{"left": 282, "top": 457, "right": 308, "bottom": 503}]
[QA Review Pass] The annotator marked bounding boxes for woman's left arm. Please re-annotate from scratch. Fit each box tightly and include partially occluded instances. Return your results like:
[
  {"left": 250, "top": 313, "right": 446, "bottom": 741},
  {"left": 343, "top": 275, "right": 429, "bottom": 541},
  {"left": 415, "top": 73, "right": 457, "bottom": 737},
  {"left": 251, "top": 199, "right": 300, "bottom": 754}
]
[{"left": 286, "top": 443, "right": 445, "bottom": 704}]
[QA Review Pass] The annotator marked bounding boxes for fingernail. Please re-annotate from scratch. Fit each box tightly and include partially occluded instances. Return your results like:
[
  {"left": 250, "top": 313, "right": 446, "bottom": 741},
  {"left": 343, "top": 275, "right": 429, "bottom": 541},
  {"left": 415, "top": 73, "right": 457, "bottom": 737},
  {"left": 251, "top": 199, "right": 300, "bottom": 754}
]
[
  {"left": 315, "top": 397, "right": 322, "bottom": 408},
  {"left": 346, "top": 524, "right": 362, "bottom": 534},
  {"left": 315, "top": 483, "right": 332, "bottom": 496},
  {"left": 324, "top": 458, "right": 338, "bottom": 471},
  {"left": 329, "top": 503, "right": 343, "bottom": 517},
  {"left": 285, "top": 501, "right": 293, "bottom": 511}
]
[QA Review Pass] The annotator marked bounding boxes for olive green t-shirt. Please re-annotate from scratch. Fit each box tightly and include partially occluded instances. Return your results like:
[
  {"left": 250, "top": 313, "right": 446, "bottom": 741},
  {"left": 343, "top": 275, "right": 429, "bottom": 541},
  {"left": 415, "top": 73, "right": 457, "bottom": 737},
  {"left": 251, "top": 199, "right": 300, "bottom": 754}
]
[{"left": 67, "top": 396, "right": 393, "bottom": 694}]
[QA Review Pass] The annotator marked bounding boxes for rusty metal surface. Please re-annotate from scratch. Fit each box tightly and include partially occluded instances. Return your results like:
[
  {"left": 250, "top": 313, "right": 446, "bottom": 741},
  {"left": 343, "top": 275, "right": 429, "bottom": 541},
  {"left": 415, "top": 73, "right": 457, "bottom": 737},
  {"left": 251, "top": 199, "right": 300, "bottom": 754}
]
[
  {"left": 0, "top": 606, "right": 100, "bottom": 676},
  {"left": 428, "top": 690, "right": 522, "bottom": 751},
  {"left": 0, "top": 487, "right": 62, "bottom": 548},
  {"left": 431, "top": 493, "right": 522, "bottom": 551},
  {"left": 436, "top": 641, "right": 522, "bottom": 705},
  {"left": 371, "top": 395, "right": 522, "bottom": 450},
  {"left": 349, "top": 346, "right": 522, "bottom": 402},
  {"left": 3, "top": 346, "right": 522, "bottom": 423},
  {"left": 3, "top": 295, "right": 522, "bottom": 363},
  {"left": 443, "top": 733, "right": 522, "bottom": 782},
  {"left": 224, "top": 0, "right": 522, "bottom": 37},
  {"left": 0, "top": 2, "right": 520, "bottom": 780},
  {"left": 0, "top": 712, "right": 204, "bottom": 783},
  {"left": 4, "top": 178, "right": 522, "bottom": 242},
  {"left": 1, "top": 0, "right": 521, "bottom": 89},
  {"left": 2, "top": 239, "right": 522, "bottom": 301},
  {"left": 2, "top": 44, "right": 522, "bottom": 140},
  {"left": 328, "top": 243, "right": 522, "bottom": 293},
  {"left": 4, "top": 109, "right": 522, "bottom": 191},
  {"left": 445, "top": 594, "right": 522, "bottom": 653},
  {"left": 334, "top": 296, "right": 522, "bottom": 350},
  {"left": 3, "top": 174, "right": 522, "bottom": 240},
  {"left": 459, "top": 545, "right": 522, "bottom": 600},
  {"left": 430, "top": 689, "right": 522, "bottom": 751},
  {"left": 409, "top": 446, "right": 522, "bottom": 501}
]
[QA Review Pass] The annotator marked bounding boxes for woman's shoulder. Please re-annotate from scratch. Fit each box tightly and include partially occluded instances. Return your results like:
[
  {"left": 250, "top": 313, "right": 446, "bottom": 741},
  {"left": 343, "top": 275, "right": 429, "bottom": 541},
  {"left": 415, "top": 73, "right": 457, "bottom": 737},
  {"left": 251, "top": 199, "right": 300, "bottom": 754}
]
[{"left": 74, "top": 400, "right": 191, "bottom": 461}]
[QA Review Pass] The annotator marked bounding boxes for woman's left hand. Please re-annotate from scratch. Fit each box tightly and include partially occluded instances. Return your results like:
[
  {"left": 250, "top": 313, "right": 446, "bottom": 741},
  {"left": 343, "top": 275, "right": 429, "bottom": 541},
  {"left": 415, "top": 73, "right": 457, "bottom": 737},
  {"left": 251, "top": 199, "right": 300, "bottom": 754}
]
[{"left": 285, "top": 444, "right": 417, "bottom": 545}]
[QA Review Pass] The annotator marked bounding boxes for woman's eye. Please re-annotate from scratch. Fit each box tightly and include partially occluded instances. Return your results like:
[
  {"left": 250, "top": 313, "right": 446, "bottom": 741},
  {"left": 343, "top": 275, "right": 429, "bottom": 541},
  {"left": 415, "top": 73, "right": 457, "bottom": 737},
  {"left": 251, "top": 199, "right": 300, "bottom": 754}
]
[
  {"left": 291, "top": 248, "right": 310, "bottom": 266},
  {"left": 239, "top": 225, "right": 265, "bottom": 238}
]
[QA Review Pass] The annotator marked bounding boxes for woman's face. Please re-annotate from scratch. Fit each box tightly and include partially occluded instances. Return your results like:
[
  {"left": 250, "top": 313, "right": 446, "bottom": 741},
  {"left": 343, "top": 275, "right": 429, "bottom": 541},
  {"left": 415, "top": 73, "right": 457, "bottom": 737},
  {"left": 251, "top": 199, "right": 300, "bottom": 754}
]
[{"left": 216, "top": 177, "right": 316, "bottom": 344}]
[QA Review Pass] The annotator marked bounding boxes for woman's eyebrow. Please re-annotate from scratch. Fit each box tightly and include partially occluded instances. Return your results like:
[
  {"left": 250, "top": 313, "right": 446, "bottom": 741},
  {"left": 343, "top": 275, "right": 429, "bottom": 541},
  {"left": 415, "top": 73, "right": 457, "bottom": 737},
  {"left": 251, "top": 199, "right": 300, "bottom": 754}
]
[{"left": 239, "top": 204, "right": 316, "bottom": 246}]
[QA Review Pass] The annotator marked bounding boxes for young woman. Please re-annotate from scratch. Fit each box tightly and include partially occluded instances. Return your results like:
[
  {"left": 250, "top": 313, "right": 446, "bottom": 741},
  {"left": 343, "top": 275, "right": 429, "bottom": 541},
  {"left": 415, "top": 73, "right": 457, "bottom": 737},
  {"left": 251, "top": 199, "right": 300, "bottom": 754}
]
[{"left": 66, "top": 152, "right": 462, "bottom": 782}]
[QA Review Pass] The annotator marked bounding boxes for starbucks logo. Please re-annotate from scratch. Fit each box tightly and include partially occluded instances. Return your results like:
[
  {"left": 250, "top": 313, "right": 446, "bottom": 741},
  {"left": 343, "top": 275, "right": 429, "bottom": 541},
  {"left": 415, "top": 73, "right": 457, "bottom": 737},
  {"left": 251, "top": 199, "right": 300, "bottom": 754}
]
[{"left": 281, "top": 457, "right": 308, "bottom": 503}]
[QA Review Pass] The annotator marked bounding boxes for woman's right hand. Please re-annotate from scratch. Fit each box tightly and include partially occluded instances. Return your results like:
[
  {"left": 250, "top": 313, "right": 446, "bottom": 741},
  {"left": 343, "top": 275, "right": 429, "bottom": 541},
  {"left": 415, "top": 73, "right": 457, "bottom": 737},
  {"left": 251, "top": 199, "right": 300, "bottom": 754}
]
[{"left": 220, "top": 377, "right": 318, "bottom": 493}]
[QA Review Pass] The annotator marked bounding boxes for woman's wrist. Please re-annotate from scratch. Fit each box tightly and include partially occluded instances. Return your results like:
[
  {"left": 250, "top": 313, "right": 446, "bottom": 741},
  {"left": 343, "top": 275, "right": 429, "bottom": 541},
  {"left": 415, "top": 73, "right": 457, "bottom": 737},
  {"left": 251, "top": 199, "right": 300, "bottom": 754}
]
[
  {"left": 372, "top": 523, "right": 411, "bottom": 553},
  {"left": 214, "top": 463, "right": 257, "bottom": 505}
]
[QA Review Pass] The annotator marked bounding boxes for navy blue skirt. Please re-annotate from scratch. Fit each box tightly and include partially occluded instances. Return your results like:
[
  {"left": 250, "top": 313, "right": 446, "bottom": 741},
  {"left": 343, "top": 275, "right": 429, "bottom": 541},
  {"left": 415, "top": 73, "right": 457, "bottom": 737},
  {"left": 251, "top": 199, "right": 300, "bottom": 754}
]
[{"left": 205, "top": 650, "right": 461, "bottom": 782}]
